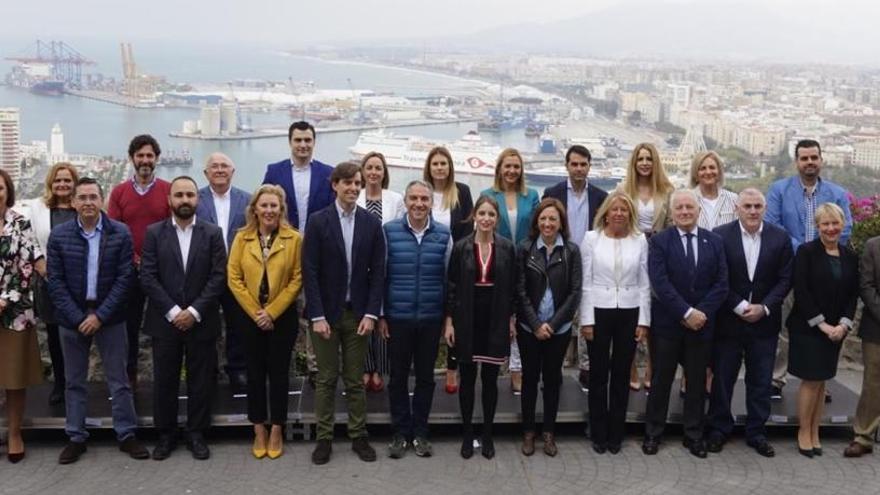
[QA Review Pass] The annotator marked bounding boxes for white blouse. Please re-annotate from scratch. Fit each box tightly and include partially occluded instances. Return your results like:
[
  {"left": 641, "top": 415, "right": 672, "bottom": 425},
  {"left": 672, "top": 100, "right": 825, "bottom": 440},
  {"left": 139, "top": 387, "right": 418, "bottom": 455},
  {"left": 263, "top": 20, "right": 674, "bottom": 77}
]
[
  {"left": 637, "top": 198, "right": 654, "bottom": 234},
  {"left": 432, "top": 191, "right": 451, "bottom": 228},
  {"left": 579, "top": 230, "right": 651, "bottom": 327}
]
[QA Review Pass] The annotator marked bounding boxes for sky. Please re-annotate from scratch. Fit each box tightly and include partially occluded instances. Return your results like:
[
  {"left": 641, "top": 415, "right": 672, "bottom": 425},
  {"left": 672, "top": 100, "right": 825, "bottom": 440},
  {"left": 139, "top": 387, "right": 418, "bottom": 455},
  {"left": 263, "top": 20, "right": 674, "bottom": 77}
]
[{"left": 3, "top": 0, "right": 880, "bottom": 63}]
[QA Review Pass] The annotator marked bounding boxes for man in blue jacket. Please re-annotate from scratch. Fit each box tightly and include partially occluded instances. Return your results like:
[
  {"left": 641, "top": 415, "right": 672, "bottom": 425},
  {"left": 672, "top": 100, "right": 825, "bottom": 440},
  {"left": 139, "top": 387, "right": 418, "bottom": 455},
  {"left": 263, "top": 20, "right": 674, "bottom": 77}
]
[
  {"left": 643, "top": 189, "right": 728, "bottom": 459},
  {"left": 262, "top": 120, "right": 335, "bottom": 232},
  {"left": 765, "top": 139, "right": 852, "bottom": 400},
  {"left": 382, "top": 180, "right": 452, "bottom": 459},
  {"left": 196, "top": 152, "right": 251, "bottom": 390},
  {"left": 304, "top": 162, "right": 386, "bottom": 465},
  {"left": 47, "top": 177, "right": 149, "bottom": 464},
  {"left": 263, "top": 121, "right": 335, "bottom": 385}
]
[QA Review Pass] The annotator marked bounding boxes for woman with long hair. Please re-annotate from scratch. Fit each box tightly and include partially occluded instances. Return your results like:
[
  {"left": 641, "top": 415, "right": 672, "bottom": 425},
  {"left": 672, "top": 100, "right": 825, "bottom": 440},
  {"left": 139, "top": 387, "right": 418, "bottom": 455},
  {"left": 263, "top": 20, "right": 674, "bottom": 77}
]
[
  {"left": 445, "top": 195, "right": 516, "bottom": 459},
  {"left": 480, "top": 148, "right": 539, "bottom": 393},
  {"left": 423, "top": 146, "right": 474, "bottom": 394},
  {"left": 619, "top": 142, "right": 674, "bottom": 391},
  {"left": 227, "top": 185, "right": 303, "bottom": 460}
]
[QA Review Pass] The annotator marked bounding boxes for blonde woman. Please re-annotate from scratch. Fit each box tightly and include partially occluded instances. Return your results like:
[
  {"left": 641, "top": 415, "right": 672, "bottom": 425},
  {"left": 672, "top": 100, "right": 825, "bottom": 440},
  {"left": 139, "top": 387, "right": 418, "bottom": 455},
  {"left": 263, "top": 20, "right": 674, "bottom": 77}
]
[
  {"left": 690, "top": 151, "right": 738, "bottom": 230},
  {"left": 619, "top": 143, "right": 674, "bottom": 390},
  {"left": 580, "top": 191, "right": 650, "bottom": 454},
  {"left": 227, "top": 185, "right": 303, "bottom": 460},
  {"left": 480, "top": 148, "right": 540, "bottom": 393},
  {"left": 787, "top": 203, "right": 858, "bottom": 458},
  {"left": 14, "top": 162, "right": 79, "bottom": 407}
]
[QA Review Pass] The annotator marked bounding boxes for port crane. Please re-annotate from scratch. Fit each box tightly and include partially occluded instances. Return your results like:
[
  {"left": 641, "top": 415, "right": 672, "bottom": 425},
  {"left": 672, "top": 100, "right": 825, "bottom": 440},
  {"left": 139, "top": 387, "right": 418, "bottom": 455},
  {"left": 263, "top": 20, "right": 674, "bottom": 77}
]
[{"left": 5, "top": 40, "right": 95, "bottom": 89}]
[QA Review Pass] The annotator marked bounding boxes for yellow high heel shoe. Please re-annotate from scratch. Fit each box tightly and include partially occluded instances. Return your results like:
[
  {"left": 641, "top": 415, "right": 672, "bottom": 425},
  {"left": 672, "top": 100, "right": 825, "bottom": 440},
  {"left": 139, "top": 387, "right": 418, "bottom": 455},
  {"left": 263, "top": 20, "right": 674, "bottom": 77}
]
[
  {"left": 253, "top": 433, "right": 268, "bottom": 459},
  {"left": 267, "top": 428, "right": 283, "bottom": 459}
]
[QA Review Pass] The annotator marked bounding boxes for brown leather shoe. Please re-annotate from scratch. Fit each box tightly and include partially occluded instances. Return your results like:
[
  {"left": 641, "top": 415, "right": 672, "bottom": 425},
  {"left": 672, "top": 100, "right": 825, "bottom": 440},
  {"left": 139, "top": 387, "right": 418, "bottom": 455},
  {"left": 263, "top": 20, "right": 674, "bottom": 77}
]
[
  {"left": 521, "top": 431, "right": 536, "bottom": 456},
  {"left": 542, "top": 432, "right": 558, "bottom": 457},
  {"left": 844, "top": 441, "right": 873, "bottom": 458}
]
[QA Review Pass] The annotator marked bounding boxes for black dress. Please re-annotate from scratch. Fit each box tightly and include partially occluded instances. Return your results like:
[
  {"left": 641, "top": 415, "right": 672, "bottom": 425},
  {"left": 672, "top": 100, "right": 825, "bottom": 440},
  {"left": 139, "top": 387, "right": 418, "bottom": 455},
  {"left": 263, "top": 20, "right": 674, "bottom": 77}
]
[{"left": 787, "top": 240, "right": 859, "bottom": 381}]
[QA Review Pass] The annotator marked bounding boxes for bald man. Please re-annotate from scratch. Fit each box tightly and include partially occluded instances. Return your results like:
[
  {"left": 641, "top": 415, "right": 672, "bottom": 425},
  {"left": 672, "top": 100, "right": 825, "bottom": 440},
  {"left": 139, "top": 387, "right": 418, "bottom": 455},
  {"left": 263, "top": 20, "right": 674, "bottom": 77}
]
[
  {"left": 706, "top": 188, "right": 793, "bottom": 458},
  {"left": 196, "top": 152, "right": 252, "bottom": 389}
]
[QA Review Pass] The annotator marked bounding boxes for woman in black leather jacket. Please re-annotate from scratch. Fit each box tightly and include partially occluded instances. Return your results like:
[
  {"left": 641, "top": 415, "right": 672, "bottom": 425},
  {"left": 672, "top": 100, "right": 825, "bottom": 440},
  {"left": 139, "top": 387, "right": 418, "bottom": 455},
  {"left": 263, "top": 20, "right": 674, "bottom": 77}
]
[{"left": 515, "top": 197, "right": 582, "bottom": 457}]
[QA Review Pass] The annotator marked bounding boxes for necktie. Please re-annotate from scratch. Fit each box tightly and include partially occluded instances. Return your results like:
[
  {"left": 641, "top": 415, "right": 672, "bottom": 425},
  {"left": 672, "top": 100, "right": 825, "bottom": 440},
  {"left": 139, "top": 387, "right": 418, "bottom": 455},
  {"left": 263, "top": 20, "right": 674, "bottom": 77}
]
[{"left": 685, "top": 232, "right": 696, "bottom": 268}]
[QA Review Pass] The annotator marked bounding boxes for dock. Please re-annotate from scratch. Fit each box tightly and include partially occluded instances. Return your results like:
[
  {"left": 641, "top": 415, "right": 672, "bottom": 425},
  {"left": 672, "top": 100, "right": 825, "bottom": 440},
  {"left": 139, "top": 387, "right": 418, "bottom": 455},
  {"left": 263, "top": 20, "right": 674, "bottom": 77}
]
[{"left": 168, "top": 118, "right": 480, "bottom": 141}]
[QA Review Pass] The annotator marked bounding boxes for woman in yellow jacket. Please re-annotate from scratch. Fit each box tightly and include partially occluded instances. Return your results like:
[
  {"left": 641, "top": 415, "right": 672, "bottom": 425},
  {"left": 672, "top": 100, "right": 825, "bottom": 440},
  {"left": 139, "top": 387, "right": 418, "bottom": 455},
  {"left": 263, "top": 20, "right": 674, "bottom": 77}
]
[{"left": 228, "top": 184, "right": 302, "bottom": 460}]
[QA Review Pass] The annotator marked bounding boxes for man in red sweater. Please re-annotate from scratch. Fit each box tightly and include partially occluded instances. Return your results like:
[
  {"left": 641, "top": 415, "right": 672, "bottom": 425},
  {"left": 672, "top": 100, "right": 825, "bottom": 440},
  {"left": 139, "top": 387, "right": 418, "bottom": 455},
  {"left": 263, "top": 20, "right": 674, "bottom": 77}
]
[{"left": 108, "top": 134, "right": 171, "bottom": 391}]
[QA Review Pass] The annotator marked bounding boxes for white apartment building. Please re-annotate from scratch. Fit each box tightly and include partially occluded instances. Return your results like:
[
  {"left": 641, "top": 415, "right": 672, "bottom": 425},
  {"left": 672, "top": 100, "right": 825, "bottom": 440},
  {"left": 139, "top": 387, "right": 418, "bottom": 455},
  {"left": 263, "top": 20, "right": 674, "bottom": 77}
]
[{"left": 0, "top": 108, "right": 22, "bottom": 183}]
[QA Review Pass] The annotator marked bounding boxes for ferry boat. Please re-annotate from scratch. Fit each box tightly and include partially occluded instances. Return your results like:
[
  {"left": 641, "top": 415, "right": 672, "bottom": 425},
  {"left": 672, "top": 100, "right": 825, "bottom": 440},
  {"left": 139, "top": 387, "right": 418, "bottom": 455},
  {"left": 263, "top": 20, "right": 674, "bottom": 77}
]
[{"left": 349, "top": 129, "right": 570, "bottom": 188}]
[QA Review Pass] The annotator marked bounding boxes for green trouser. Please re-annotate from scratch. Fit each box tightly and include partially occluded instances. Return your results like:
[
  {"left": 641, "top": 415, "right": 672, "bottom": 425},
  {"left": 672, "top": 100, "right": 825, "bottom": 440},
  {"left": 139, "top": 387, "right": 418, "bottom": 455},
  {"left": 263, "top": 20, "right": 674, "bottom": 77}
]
[
  {"left": 853, "top": 341, "right": 880, "bottom": 447},
  {"left": 312, "top": 309, "right": 369, "bottom": 441}
]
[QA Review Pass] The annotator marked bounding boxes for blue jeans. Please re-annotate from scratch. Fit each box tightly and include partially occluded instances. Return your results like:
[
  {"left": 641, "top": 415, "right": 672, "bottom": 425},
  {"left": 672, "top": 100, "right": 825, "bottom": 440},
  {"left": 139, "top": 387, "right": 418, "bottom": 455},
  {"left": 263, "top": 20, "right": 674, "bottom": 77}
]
[{"left": 60, "top": 322, "right": 138, "bottom": 443}]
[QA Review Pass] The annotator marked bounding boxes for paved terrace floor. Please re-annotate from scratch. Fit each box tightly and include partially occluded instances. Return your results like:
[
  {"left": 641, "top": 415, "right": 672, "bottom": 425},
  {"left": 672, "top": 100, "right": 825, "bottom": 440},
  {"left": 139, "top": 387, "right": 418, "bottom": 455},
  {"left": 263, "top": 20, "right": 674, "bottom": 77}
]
[{"left": 0, "top": 369, "right": 876, "bottom": 495}]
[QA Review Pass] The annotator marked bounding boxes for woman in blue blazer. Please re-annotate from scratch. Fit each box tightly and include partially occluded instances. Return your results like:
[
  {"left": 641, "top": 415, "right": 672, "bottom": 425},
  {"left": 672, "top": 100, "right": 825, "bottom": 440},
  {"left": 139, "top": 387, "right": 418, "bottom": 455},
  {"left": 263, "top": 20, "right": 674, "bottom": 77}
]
[
  {"left": 481, "top": 148, "right": 540, "bottom": 393},
  {"left": 480, "top": 148, "right": 540, "bottom": 247}
]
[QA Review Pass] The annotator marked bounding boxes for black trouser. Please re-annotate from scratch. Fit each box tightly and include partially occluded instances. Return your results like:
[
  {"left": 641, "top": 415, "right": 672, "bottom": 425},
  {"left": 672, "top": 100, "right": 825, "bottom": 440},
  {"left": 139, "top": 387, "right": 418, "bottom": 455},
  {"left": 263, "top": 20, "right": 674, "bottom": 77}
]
[
  {"left": 243, "top": 309, "right": 297, "bottom": 425},
  {"left": 220, "top": 289, "right": 247, "bottom": 377},
  {"left": 708, "top": 333, "right": 777, "bottom": 442},
  {"left": 151, "top": 336, "right": 217, "bottom": 435},
  {"left": 517, "top": 329, "right": 569, "bottom": 433},
  {"left": 644, "top": 332, "right": 710, "bottom": 441},
  {"left": 458, "top": 362, "right": 500, "bottom": 439},
  {"left": 388, "top": 319, "right": 441, "bottom": 440},
  {"left": 126, "top": 282, "right": 146, "bottom": 377},
  {"left": 588, "top": 308, "right": 639, "bottom": 447},
  {"left": 46, "top": 323, "right": 65, "bottom": 389}
]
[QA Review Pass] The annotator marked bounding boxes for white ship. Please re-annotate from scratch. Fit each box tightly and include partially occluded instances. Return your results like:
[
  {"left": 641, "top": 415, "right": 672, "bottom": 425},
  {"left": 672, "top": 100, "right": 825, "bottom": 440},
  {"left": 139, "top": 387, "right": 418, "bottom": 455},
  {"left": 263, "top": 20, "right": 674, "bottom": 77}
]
[{"left": 349, "top": 130, "right": 571, "bottom": 188}]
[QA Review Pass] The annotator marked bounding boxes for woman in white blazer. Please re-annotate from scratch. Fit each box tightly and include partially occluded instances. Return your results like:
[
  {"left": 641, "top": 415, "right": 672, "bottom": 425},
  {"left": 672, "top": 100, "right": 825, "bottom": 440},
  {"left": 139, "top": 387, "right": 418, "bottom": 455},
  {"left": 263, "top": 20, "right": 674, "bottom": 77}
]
[
  {"left": 356, "top": 152, "right": 405, "bottom": 392},
  {"left": 579, "top": 190, "right": 650, "bottom": 454},
  {"left": 13, "top": 162, "right": 79, "bottom": 407}
]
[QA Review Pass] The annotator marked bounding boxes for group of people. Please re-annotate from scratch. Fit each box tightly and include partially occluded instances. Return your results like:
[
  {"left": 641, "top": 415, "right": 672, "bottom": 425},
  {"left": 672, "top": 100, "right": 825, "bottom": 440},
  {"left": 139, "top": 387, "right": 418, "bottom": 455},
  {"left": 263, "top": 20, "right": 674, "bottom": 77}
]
[{"left": 1, "top": 120, "right": 878, "bottom": 467}]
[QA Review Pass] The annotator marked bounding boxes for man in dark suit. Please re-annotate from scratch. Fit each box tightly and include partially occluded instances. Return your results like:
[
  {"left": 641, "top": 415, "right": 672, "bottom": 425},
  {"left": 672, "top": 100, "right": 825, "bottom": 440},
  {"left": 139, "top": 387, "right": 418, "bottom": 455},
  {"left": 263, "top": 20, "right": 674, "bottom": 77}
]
[
  {"left": 263, "top": 120, "right": 335, "bottom": 232},
  {"left": 196, "top": 152, "right": 251, "bottom": 390},
  {"left": 542, "top": 144, "right": 608, "bottom": 388},
  {"left": 303, "top": 162, "right": 386, "bottom": 465},
  {"left": 643, "top": 189, "right": 728, "bottom": 458},
  {"left": 263, "top": 121, "right": 335, "bottom": 386},
  {"left": 140, "top": 176, "right": 228, "bottom": 461},
  {"left": 707, "top": 188, "right": 793, "bottom": 458}
]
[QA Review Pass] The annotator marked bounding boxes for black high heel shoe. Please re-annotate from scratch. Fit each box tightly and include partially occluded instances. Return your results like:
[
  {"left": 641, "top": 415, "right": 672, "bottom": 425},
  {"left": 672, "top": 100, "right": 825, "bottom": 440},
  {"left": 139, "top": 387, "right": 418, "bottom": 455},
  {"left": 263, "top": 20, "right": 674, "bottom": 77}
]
[
  {"left": 460, "top": 437, "right": 474, "bottom": 459},
  {"left": 8, "top": 451, "right": 25, "bottom": 463}
]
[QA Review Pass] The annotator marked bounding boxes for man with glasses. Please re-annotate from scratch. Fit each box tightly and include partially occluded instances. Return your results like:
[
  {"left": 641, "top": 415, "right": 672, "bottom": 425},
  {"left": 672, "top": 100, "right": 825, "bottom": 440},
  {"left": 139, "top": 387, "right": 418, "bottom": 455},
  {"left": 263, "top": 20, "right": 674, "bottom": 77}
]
[{"left": 48, "top": 178, "right": 149, "bottom": 464}]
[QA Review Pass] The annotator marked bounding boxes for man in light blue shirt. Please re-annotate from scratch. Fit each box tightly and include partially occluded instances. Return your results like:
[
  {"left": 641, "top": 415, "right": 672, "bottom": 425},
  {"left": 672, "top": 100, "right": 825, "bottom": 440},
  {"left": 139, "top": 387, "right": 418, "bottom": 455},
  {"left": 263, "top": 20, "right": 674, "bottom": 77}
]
[{"left": 765, "top": 139, "right": 852, "bottom": 398}]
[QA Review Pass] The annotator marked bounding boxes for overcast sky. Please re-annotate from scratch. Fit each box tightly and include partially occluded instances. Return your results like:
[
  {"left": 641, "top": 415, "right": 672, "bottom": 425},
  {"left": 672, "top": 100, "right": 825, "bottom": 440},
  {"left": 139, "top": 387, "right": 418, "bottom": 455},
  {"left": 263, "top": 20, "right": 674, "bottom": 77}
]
[{"left": 4, "top": 0, "right": 879, "bottom": 60}]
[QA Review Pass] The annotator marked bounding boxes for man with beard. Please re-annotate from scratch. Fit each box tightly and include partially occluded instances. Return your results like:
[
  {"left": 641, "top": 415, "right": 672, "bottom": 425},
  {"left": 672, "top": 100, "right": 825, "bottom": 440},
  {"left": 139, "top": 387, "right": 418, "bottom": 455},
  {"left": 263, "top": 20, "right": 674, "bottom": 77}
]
[
  {"left": 196, "top": 152, "right": 251, "bottom": 391},
  {"left": 765, "top": 139, "right": 852, "bottom": 402},
  {"left": 108, "top": 135, "right": 172, "bottom": 391},
  {"left": 140, "top": 176, "right": 227, "bottom": 460}
]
